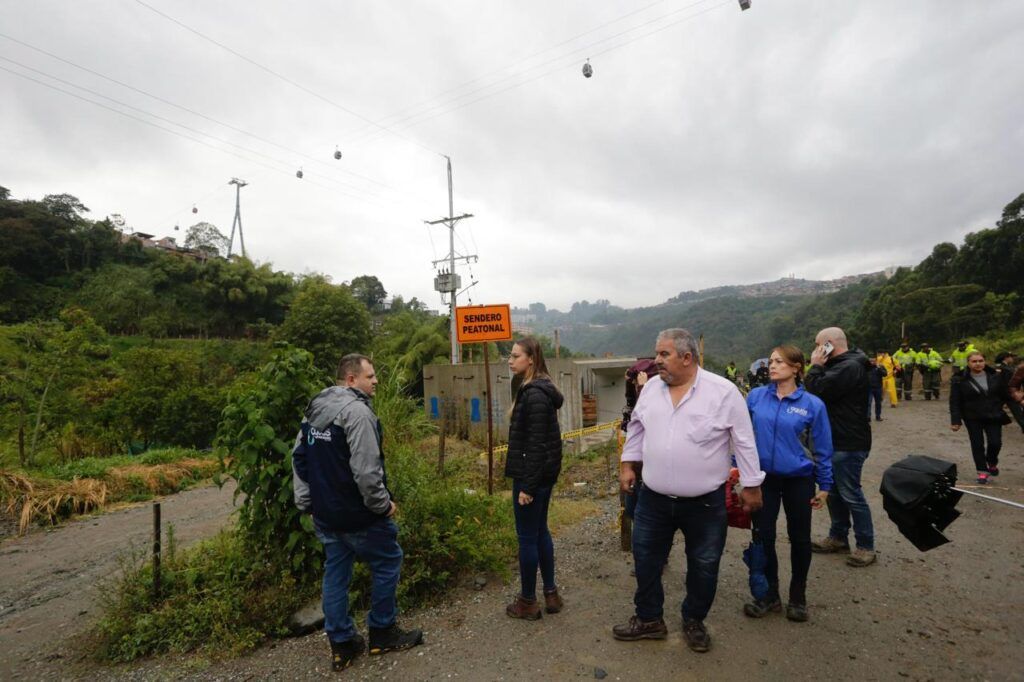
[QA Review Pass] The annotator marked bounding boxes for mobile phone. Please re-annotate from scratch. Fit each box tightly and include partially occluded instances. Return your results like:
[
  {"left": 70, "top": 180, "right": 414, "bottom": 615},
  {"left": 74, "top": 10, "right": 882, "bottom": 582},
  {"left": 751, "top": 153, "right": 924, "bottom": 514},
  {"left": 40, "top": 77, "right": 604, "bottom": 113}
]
[{"left": 820, "top": 341, "right": 834, "bottom": 358}]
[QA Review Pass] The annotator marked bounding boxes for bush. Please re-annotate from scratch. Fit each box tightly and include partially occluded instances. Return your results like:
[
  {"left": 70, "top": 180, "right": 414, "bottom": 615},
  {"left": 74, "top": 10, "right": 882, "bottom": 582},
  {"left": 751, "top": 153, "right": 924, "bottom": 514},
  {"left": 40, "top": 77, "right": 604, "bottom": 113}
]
[{"left": 92, "top": 530, "right": 316, "bottom": 662}]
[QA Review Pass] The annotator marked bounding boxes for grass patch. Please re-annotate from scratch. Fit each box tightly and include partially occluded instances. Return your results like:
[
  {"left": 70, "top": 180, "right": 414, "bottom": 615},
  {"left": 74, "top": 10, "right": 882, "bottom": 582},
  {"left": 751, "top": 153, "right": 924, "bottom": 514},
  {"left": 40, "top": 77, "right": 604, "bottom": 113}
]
[
  {"left": 0, "top": 449, "right": 217, "bottom": 534},
  {"left": 92, "top": 529, "right": 316, "bottom": 662}
]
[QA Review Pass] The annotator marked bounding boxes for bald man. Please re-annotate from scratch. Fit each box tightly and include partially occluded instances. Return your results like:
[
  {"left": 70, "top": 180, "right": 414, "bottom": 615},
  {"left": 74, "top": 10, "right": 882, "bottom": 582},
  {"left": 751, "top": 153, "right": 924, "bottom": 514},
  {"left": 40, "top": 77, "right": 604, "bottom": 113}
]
[{"left": 804, "top": 327, "right": 876, "bottom": 568}]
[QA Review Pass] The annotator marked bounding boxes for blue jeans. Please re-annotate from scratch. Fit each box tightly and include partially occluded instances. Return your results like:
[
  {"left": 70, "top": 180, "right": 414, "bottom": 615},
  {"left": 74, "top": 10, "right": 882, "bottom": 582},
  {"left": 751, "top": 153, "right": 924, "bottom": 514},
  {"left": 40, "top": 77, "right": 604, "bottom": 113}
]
[
  {"left": 868, "top": 387, "right": 883, "bottom": 419},
  {"left": 512, "top": 480, "right": 556, "bottom": 599},
  {"left": 632, "top": 484, "right": 727, "bottom": 623},
  {"left": 317, "top": 518, "right": 403, "bottom": 644},
  {"left": 827, "top": 450, "right": 875, "bottom": 550}
]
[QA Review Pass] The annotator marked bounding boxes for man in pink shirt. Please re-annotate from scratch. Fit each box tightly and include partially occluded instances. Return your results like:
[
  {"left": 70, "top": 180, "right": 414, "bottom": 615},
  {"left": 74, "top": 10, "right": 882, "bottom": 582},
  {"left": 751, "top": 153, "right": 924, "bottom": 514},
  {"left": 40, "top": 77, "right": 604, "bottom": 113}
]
[{"left": 613, "top": 328, "right": 765, "bottom": 653}]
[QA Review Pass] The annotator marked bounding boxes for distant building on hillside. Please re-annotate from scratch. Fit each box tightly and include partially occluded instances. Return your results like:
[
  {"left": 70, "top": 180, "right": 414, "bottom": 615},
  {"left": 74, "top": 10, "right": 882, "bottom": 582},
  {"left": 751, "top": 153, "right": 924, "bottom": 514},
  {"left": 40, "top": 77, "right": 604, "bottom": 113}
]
[{"left": 119, "top": 231, "right": 206, "bottom": 261}]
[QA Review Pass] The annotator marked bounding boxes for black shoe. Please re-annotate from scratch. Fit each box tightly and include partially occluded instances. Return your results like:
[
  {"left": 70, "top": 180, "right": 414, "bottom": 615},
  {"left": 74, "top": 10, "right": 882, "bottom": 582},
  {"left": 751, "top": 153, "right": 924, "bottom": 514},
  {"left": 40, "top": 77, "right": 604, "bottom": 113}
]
[
  {"left": 743, "top": 596, "right": 781, "bottom": 618},
  {"left": 330, "top": 634, "right": 366, "bottom": 671},
  {"left": 786, "top": 602, "right": 809, "bottom": 622},
  {"left": 875, "top": 416, "right": 883, "bottom": 421},
  {"left": 368, "top": 624, "right": 424, "bottom": 655},
  {"left": 682, "top": 619, "right": 711, "bottom": 653}
]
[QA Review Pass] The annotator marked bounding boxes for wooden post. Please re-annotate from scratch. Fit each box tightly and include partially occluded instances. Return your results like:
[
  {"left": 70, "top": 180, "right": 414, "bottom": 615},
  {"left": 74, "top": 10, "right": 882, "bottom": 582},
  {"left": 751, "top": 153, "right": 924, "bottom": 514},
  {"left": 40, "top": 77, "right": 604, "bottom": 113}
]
[
  {"left": 484, "top": 348, "right": 495, "bottom": 495},
  {"left": 152, "top": 502, "right": 162, "bottom": 603},
  {"left": 698, "top": 334, "right": 704, "bottom": 368},
  {"left": 554, "top": 329, "right": 561, "bottom": 359},
  {"left": 437, "top": 397, "right": 447, "bottom": 475}
]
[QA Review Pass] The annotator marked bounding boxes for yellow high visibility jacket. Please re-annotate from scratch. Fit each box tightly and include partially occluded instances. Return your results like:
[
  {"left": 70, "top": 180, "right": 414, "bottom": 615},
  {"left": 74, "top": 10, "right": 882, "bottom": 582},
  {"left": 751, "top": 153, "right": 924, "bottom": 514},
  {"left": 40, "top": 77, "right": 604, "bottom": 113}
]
[
  {"left": 949, "top": 344, "right": 977, "bottom": 370},
  {"left": 893, "top": 348, "right": 916, "bottom": 367},
  {"left": 917, "top": 349, "right": 944, "bottom": 370}
]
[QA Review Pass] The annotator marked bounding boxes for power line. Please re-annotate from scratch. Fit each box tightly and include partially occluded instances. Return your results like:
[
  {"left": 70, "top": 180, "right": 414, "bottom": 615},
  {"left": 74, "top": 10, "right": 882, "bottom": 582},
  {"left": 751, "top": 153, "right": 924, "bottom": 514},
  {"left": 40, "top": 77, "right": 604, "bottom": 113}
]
[
  {"left": 0, "top": 63, "right": 392, "bottom": 209},
  {"left": 0, "top": 31, "right": 395, "bottom": 192},
  {"left": 132, "top": 0, "right": 444, "bottom": 157}
]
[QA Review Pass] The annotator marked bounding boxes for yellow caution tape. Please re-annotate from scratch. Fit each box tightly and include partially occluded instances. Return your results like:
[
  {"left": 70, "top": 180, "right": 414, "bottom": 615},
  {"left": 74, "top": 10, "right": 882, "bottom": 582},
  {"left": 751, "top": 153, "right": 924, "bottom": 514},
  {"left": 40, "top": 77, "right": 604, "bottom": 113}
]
[{"left": 477, "top": 420, "right": 620, "bottom": 458}]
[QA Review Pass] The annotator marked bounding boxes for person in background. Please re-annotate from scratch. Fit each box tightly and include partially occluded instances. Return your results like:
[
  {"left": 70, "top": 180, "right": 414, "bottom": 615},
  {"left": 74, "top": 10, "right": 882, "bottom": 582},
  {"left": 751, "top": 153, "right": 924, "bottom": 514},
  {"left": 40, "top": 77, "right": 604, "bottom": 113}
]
[
  {"left": 867, "top": 355, "right": 887, "bottom": 422},
  {"left": 917, "top": 343, "right": 945, "bottom": 401},
  {"left": 725, "top": 361, "right": 739, "bottom": 385},
  {"left": 893, "top": 341, "right": 917, "bottom": 401},
  {"left": 744, "top": 345, "right": 832, "bottom": 622},
  {"left": 614, "top": 328, "right": 764, "bottom": 654},
  {"left": 805, "top": 327, "right": 877, "bottom": 568},
  {"left": 949, "top": 339, "right": 978, "bottom": 372},
  {"left": 505, "top": 337, "right": 565, "bottom": 620},
  {"left": 949, "top": 351, "right": 1011, "bottom": 484},
  {"left": 755, "top": 361, "right": 770, "bottom": 387},
  {"left": 875, "top": 350, "right": 899, "bottom": 408},
  {"left": 994, "top": 352, "right": 1024, "bottom": 434}
]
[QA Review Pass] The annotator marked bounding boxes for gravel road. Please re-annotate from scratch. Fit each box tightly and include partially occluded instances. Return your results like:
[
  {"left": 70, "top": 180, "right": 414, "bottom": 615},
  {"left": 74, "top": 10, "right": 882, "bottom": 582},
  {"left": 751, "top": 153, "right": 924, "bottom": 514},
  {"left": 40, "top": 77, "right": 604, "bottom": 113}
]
[{"left": 6, "top": 398, "right": 1024, "bottom": 681}]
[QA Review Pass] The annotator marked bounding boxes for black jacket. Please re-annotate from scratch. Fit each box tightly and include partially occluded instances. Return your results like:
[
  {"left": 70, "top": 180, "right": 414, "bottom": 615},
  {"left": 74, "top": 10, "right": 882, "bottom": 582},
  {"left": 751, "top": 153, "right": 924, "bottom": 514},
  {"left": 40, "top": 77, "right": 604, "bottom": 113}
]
[
  {"left": 949, "top": 366, "right": 1010, "bottom": 425},
  {"left": 804, "top": 349, "right": 872, "bottom": 451},
  {"left": 504, "top": 377, "right": 564, "bottom": 494},
  {"left": 868, "top": 365, "right": 887, "bottom": 389}
]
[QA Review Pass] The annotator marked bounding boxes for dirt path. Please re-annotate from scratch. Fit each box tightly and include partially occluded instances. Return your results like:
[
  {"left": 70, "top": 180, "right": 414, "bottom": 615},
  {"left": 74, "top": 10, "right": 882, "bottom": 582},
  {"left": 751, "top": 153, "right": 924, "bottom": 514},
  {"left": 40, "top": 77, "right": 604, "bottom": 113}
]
[
  {"left": 0, "top": 482, "right": 238, "bottom": 680},
  {"left": 5, "top": 400, "right": 1024, "bottom": 681},
  {"left": 95, "top": 399, "right": 1024, "bottom": 681}
]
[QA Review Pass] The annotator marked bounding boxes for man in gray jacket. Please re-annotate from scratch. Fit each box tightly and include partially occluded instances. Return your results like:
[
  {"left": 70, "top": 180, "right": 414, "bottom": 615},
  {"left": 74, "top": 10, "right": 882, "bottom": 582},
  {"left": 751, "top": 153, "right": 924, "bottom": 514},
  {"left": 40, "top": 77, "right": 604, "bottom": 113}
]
[{"left": 292, "top": 354, "right": 422, "bottom": 671}]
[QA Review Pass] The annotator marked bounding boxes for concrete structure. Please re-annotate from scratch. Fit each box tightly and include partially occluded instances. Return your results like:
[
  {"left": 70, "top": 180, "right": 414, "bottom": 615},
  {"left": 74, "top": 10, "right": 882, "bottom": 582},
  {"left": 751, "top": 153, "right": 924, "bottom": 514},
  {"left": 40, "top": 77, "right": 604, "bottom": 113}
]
[{"left": 422, "top": 356, "right": 637, "bottom": 446}]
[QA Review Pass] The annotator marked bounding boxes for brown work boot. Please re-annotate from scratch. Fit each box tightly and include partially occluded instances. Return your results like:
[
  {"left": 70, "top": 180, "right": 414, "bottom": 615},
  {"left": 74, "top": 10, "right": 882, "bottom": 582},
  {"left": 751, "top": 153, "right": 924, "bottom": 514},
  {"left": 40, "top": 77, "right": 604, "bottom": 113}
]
[
  {"left": 543, "top": 588, "right": 564, "bottom": 614},
  {"left": 846, "top": 548, "right": 877, "bottom": 567},
  {"left": 811, "top": 536, "right": 850, "bottom": 554},
  {"left": 506, "top": 594, "right": 542, "bottom": 620},
  {"left": 612, "top": 615, "right": 668, "bottom": 641}
]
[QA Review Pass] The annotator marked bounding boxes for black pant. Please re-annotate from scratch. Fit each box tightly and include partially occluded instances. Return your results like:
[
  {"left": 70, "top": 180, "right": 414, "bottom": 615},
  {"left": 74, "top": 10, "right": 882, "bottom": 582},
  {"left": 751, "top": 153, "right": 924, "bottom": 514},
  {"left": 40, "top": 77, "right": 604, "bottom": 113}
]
[
  {"left": 964, "top": 419, "right": 1002, "bottom": 472},
  {"left": 751, "top": 474, "right": 814, "bottom": 602},
  {"left": 868, "top": 387, "right": 883, "bottom": 419},
  {"left": 1008, "top": 400, "right": 1024, "bottom": 432}
]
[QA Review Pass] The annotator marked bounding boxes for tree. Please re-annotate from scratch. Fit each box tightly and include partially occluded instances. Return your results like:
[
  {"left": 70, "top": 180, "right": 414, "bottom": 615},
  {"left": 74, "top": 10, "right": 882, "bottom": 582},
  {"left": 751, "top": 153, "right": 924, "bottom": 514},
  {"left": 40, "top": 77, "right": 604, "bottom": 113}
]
[
  {"left": 0, "top": 185, "right": 10, "bottom": 200},
  {"left": 184, "top": 222, "right": 228, "bottom": 258},
  {"left": 275, "top": 281, "right": 371, "bottom": 374},
  {"left": 350, "top": 274, "right": 387, "bottom": 312}
]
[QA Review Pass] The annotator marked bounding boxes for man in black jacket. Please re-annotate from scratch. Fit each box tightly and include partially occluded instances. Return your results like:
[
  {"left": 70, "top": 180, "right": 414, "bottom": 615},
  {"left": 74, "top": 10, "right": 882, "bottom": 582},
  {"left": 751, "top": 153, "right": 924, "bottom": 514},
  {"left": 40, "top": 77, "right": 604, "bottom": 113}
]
[
  {"left": 805, "top": 328, "right": 876, "bottom": 567},
  {"left": 292, "top": 354, "right": 423, "bottom": 671}
]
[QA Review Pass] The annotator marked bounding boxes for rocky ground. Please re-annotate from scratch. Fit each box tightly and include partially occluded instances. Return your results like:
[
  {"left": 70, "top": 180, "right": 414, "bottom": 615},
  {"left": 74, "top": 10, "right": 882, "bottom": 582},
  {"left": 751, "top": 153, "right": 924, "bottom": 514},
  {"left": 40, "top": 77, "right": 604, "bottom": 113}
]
[{"left": 3, "top": 399, "right": 1023, "bottom": 681}]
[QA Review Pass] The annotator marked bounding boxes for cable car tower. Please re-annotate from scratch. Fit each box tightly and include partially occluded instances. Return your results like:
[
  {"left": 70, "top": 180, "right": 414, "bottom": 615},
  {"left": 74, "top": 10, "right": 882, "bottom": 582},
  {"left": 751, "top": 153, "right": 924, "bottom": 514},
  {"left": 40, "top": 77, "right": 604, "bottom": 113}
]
[
  {"left": 227, "top": 177, "right": 247, "bottom": 258},
  {"left": 424, "top": 156, "right": 475, "bottom": 364}
]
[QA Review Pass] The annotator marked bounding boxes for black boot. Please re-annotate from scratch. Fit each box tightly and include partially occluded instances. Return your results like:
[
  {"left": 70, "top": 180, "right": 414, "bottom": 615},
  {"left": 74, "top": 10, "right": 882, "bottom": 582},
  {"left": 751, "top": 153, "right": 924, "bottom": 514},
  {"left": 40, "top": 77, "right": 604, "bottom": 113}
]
[
  {"left": 368, "top": 623, "right": 424, "bottom": 655},
  {"left": 329, "top": 634, "right": 365, "bottom": 671},
  {"left": 786, "top": 582, "right": 808, "bottom": 622},
  {"left": 743, "top": 584, "right": 781, "bottom": 618}
]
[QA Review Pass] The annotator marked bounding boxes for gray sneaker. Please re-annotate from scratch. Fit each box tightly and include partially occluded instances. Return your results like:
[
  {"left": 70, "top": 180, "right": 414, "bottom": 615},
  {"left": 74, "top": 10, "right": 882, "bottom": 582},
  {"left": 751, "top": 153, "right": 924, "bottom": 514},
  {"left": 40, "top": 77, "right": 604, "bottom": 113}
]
[
  {"left": 846, "top": 548, "right": 876, "bottom": 567},
  {"left": 811, "top": 536, "right": 850, "bottom": 554}
]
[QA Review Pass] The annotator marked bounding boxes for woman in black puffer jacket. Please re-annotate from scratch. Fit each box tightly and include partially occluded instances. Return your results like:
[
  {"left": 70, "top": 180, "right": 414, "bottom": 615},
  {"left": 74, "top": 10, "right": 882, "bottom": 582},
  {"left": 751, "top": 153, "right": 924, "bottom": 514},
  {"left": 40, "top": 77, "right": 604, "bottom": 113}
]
[
  {"left": 949, "top": 351, "right": 1012, "bottom": 484},
  {"left": 504, "top": 336, "right": 564, "bottom": 621}
]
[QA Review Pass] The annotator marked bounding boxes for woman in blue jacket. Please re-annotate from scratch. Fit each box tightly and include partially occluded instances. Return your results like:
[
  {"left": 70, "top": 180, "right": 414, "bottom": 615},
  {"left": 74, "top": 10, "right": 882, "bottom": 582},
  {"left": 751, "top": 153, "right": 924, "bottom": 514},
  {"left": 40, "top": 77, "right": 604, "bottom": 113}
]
[{"left": 744, "top": 345, "right": 833, "bottom": 622}]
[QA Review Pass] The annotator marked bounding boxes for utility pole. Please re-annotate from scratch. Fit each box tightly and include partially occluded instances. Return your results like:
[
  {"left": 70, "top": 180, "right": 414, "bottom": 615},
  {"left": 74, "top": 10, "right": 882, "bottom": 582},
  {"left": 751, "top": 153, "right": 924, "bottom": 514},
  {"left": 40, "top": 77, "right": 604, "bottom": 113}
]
[
  {"left": 425, "top": 156, "right": 475, "bottom": 364},
  {"left": 227, "top": 178, "right": 247, "bottom": 258}
]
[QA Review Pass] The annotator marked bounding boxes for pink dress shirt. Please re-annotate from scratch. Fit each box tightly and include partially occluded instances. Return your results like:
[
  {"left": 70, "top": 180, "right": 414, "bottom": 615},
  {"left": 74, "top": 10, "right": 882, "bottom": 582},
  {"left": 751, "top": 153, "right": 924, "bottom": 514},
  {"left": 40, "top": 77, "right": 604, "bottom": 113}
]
[{"left": 622, "top": 368, "right": 765, "bottom": 497}]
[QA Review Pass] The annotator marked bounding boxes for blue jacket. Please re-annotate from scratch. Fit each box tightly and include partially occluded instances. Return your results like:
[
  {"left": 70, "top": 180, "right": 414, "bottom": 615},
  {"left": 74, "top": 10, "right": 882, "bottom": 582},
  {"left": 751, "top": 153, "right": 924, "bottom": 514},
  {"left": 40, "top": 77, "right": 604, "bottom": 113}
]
[{"left": 746, "top": 385, "right": 834, "bottom": 491}]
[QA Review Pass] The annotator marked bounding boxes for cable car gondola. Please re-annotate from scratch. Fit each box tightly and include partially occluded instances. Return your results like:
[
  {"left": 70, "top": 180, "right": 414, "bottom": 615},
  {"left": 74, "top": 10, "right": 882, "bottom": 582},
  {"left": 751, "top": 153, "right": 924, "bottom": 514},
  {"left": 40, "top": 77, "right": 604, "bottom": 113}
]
[
  {"left": 192, "top": 204, "right": 198, "bottom": 214},
  {"left": 582, "top": 59, "right": 593, "bottom": 78},
  {"left": 334, "top": 147, "right": 342, "bottom": 160},
  {"left": 739, "top": 0, "right": 751, "bottom": 10},
  {"left": 296, "top": 168, "right": 304, "bottom": 179}
]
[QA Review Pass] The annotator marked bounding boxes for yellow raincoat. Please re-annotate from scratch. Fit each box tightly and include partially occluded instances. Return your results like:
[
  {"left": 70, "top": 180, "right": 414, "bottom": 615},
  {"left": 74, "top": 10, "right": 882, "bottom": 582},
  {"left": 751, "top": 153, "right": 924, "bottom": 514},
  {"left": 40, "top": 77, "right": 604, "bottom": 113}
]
[{"left": 876, "top": 351, "right": 899, "bottom": 406}]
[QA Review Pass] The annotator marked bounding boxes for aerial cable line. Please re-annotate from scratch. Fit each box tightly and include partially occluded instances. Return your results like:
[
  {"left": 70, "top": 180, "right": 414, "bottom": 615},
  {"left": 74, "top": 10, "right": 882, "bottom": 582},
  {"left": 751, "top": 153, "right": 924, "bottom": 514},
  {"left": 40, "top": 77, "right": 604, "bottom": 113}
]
[
  {"left": 347, "top": 0, "right": 724, "bottom": 145},
  {"left": 0, "top": 54, "right": 393, "bottom": 207},
  {"left": 132, "top": 0, "right": 443, "bottom": 157},
  {"left": 342, "top": 0, "right": 712, "bottom": 139},
  {"left": 0, "top": 64, "right": 393, "bottom": 210},
  {"left": 0, "top": 31, "right": 395, "bottom": 193}
]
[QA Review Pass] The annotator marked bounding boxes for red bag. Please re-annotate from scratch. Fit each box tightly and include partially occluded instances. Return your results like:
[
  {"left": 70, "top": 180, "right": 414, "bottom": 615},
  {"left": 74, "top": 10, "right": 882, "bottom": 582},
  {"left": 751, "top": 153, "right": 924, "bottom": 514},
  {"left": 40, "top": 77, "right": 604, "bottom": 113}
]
[{"left": 725, "top": 467, "right": 751, "bottom": 529}]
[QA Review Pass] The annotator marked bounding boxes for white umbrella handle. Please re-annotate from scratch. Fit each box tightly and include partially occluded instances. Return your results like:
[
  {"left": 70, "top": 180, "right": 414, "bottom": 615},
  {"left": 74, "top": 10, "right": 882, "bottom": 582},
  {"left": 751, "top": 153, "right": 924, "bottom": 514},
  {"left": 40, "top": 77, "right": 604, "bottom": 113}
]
[{"left": 951, "top": 487, "right": 1024, "bottom": 510}]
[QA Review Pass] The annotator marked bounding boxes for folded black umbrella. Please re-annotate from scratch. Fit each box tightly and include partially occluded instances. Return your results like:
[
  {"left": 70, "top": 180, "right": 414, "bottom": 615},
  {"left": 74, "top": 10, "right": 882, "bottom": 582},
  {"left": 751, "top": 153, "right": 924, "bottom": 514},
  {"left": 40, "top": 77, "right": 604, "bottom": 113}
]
[{"left": 881, "top": 455, "right": 1024, "bottom": 552}]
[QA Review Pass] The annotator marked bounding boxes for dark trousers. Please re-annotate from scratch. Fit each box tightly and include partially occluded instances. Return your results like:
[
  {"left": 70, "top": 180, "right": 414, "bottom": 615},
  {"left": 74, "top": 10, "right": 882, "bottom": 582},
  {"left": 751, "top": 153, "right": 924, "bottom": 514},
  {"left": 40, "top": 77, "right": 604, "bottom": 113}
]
[
  {"left": 632, "top": 484, "right": 727, "bottom": 623},
  {"left": 922, "top": 370, "right": 941, "bottom": 399},
  {"left": 512, "top": 479, "right": 556, "bottom": 599},
  {"left": 868, "top": 387, "right": 883, "bottom": 419},
  {"left": 899, "top": 368, "right": 915, "bottom": 399},
  {"left": 1007, "top": 400, "right": 1024, "bottom": 432},
  {"left": 963, "top": 419, "right": 1002, "bottom": 472},
  {"left": 752, "top": 474, "right": 814, "bottom": 601}
]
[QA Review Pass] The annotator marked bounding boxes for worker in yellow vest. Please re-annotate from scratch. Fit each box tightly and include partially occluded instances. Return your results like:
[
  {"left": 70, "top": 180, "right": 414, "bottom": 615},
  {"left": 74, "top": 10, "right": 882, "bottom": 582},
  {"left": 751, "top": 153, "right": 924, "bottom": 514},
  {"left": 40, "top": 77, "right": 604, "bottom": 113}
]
[
  {"left": 875, "top": 350, "right": 899, "bottom": 407},
  {"left": 893, "top": 341, "right": 917, "bottom": 400},
  {"left": 948, "top": 340, "right": 977, "bottom": 371},
  {"left": 917, "top": 342, "right": 945, "bottom": 400}
]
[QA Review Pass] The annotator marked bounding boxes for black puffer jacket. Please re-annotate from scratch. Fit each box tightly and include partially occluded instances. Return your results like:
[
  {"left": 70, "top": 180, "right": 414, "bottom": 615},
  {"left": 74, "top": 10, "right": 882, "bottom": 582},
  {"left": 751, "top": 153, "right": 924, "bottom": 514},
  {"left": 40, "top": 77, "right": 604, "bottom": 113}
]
[
  {"left": 504, "top": 377, "right": 564, "bottom": 494},
  {"left": 804, "top": 349, "right": 872, "bottom": 451},
  {"left": 949, "top": 366, "right": 1010, "bottom": 425}
]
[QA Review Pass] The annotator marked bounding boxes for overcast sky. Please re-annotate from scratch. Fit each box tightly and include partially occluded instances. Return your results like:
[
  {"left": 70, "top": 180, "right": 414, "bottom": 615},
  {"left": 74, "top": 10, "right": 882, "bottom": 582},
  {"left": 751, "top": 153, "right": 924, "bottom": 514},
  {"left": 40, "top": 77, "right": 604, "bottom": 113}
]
[{"left": 3, "top": 1, "right": 1022, "bottom": 311}]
